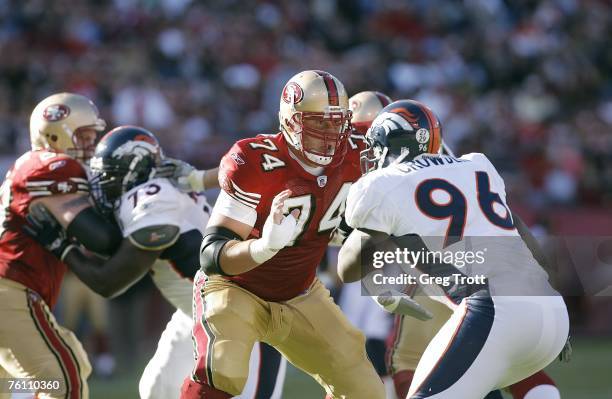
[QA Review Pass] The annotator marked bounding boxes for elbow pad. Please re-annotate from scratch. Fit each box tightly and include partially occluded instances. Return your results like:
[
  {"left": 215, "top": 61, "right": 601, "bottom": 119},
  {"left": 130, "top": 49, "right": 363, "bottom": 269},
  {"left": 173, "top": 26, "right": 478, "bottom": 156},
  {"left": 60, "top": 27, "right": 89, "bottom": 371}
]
[
  {"left": 66, "top": 207, "right": 122, "bottom": 256},
  {"left": 200, "top": 227, "right": 242, "bottom": 276}
]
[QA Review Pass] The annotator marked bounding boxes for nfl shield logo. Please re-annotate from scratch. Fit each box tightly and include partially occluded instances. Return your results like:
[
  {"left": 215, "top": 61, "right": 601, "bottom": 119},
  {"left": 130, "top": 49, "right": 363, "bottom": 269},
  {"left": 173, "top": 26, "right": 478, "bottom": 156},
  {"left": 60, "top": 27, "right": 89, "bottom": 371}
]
[{"left": 317, "top": 175, "right": 327, "bottom": 187}]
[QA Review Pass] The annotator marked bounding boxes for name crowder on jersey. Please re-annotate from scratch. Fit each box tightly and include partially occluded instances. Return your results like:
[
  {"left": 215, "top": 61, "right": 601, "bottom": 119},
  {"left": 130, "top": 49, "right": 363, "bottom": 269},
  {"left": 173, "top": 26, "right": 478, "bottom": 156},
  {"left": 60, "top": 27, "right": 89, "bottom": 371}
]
[{"left": 397, "top": 154, "right": 469, "bottom": 172}]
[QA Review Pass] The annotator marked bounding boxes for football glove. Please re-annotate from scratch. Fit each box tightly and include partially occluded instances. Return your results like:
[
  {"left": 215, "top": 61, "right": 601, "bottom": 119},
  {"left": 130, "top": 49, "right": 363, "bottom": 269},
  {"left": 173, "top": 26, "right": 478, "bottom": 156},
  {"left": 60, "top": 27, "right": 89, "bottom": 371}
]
[
  {"left": 23, "top": 203, "right": 77, "bottom": 261},
  {"left": 559, "top": 335, "right": 572, "bottom": 363},
  {"left": 249, "top": 190, "right": 299, "bottom": 264},
  {"left": 373, "top": 290, "right": 434, "bottom": 321},
  {"left": 157, "top": 157, "right": 206, "bottom": 192}
]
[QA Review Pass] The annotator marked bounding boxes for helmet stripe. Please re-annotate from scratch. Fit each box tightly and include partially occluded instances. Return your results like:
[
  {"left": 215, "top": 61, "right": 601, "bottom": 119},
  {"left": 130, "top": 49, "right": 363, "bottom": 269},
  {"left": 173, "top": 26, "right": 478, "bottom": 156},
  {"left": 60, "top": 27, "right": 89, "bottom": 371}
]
[
  {"left": 314, "top": 70, "right": 339, "bottom": 106},
  {"left": 421, "top": 106, "right": 441, "bottom": 154}
]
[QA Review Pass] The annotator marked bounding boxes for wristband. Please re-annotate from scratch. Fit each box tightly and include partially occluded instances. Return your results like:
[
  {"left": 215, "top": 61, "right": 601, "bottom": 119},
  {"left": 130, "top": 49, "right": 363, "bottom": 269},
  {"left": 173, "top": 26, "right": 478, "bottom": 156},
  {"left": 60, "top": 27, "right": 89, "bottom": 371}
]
[
  {"left": 188, "top": 170, "right": 207, "bottom": 192},
  {"left": 248, "top": 239, "right": 278, "bottom": 264}
]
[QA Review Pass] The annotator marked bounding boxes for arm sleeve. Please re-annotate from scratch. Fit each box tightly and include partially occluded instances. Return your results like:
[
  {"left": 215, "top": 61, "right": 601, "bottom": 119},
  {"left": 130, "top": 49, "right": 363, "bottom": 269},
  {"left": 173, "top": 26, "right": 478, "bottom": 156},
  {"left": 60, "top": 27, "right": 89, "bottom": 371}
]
[
  {"left": 211, "top": 190, "right": 258, "bottom": 227},
  {"left": 345, "top": 176, "right": 396, "bottom": 235},
  {"left": 24, "top": 154, "right": 89, "bottom": 196},
  {"left": 214, "top": 142, "right": 267, "bottom": 229},
  {"left": 218, "top": 142, "right": 265, "bottom": 215}
]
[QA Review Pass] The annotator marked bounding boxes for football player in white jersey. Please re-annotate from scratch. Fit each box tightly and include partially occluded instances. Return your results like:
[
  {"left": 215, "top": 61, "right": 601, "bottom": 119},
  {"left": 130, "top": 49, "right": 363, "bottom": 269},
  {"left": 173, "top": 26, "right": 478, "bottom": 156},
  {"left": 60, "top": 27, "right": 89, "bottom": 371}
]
[
  {"left": 25, "top": 126, "right": 286, "bottom": 399},
  {"left": 337, "top": 100, "right": 569, "bottom": 398}
]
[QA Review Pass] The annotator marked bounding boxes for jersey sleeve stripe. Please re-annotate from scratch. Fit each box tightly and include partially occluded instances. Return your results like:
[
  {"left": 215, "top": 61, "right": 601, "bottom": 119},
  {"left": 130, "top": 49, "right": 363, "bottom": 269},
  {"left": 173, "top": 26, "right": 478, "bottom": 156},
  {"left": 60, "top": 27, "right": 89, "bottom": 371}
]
[
  {"left": 234, "top": 191, "right": 260, "bottom": 205},
  {"left": 25, "top": 180, "right": 56, "bottom": 187},
  {"left": 228, "top": 192, "right": 257, "bottom": 209},
  {"left": 28, "top": 191, "right": 53, "bottom": 197},
  {"left": 231, "top": 181, "right": 261, "bottom": 198}
]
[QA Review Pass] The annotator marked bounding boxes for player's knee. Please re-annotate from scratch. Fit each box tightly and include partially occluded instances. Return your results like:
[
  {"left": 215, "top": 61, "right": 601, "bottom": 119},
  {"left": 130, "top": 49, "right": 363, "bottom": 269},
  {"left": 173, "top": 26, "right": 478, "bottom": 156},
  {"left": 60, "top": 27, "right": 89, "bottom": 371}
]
[{"left": 211, "top": 369, "right": 248, "bottom": 396}]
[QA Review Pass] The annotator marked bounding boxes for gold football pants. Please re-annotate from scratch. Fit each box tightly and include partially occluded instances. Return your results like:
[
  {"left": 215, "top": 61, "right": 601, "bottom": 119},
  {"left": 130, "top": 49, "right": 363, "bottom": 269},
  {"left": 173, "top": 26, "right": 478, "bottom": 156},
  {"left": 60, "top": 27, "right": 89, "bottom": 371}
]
[{"left": 191, "top": 273, "right": 385, "bottom": 398}]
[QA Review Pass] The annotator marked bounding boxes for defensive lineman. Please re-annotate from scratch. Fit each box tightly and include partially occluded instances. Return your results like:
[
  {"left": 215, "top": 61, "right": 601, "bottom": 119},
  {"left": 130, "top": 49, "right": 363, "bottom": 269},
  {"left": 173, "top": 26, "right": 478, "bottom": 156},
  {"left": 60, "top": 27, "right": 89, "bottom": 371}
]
[{"left": 338, "top": 100, "right": 569, "bottom": 398}]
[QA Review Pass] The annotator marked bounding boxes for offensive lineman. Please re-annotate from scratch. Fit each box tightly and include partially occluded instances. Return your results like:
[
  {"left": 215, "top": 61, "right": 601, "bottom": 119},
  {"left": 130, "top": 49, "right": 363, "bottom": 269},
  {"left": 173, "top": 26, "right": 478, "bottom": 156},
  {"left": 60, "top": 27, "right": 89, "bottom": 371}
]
[
  {"left": 25, "top": 126, "right": 286, "bottom": 399},
  {"left": 0, "top": 93, "right": 115, "bottom": 399},
  {"left": 180, "top": 70, "right": 386, "bottom": 399},
  {"left": 338, "top": 100, "right": 569, "bottom": 398}
]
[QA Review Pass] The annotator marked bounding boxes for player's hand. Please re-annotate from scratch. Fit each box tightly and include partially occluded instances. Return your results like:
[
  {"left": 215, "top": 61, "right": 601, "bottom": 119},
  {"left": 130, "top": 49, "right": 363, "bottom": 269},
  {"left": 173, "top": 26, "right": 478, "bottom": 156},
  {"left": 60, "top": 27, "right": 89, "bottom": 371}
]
[
  {"left": 558, "top": 335, "right": 572, "bottom": 363},
  {"left": 23, "top": 203, "right": 76, "bottom": 261},
  {"left": 373, "top": 290, "right": 433, "bottom": 321},
  {"left": 249, "top": 190, "right": 300, "bottom": 263},
  {"left": 157, "top": 157, "right": 206, "bottom": 192},
  {"left": 263, "top": 190, "right": 300, "bottom": 250}
]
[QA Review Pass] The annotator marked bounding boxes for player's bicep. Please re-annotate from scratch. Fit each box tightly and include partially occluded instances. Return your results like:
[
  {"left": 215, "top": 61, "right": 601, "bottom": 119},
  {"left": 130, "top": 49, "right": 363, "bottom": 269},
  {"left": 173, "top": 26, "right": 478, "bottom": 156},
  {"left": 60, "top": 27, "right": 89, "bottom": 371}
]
[
  {"left": 338, "top": 228, "right": 390, "bottom": 283},
  {"left": 207, "top": 213, "right": 253, "bottom": 241},
  {"left": 208, "top": 190, "right": 256, "bottom": 240},
  {"left": 31, "top": 193, "right": 91, "bottom": 228}
]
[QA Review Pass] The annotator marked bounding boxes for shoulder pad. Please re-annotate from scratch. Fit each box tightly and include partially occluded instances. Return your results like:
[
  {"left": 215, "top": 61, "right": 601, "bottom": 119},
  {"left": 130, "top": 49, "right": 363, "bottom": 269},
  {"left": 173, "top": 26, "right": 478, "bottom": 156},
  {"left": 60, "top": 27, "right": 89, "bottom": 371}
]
[
  {"left": 24, "top": 152, "right": 88, "bottom": 196},
  {"left": 219, "top": 140, "right": 268, "bottom": 210},
  {"left": 128, "top": 224, "right": 180, "bottom": 251}
]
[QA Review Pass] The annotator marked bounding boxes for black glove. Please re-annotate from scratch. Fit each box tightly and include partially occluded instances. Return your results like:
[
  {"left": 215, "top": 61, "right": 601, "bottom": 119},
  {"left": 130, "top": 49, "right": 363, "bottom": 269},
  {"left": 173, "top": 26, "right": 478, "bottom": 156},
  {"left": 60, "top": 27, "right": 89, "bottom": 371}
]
[
  {"left": 23, "top": 203, "right": 76, "bottom": 261},
  {"left": 336, "top": 216, "right": 354, "bottom": 244},
  {"left": 559, "top": 335, "right": 572, "bottom": 362}
]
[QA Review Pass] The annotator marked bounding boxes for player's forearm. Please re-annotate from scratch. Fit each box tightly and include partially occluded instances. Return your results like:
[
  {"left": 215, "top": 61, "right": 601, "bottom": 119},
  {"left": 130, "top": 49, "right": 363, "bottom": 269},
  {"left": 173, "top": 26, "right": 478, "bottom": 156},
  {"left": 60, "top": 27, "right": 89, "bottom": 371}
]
[
  {"left": 63, "top": 249, "right": 125, "bottom": 298},
  {"left": 63, "top": 246, "right": 155, "bottom": 298},
  {"left": 217, "top": 239, "right": 262, "bottom": 275},
  {"left": 204, "top": 167, "right": 220, "bottom": 189}
]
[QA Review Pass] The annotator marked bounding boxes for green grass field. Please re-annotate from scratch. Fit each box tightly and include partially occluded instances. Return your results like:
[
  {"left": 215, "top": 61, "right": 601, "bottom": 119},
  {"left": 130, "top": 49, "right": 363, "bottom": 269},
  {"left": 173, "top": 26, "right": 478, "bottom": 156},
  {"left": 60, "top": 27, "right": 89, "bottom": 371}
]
[{"left": 90, "top": 337, "right": 611, "bottom": 398}]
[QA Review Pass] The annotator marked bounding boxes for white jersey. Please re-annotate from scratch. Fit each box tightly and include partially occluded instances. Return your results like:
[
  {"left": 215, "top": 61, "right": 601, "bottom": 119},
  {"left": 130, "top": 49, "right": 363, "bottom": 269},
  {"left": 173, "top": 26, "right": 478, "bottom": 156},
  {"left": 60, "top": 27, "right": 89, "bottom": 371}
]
[
  {"left": 116, "top": 177, "right": 211, "bottom": 314},
  {"left": 346, "top": 153, "right": 552, "bottom": 300}
]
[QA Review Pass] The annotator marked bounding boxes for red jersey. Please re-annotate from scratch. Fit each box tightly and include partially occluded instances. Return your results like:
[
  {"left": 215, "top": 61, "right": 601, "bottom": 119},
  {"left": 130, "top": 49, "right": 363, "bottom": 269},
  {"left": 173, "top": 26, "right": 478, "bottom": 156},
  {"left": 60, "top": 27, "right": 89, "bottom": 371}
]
[
  {"left": 218, "top": 133, "right": 363, "bottom": 301},
  {"left": 0, "top": 150, "right": 89, "bottom": 307}
]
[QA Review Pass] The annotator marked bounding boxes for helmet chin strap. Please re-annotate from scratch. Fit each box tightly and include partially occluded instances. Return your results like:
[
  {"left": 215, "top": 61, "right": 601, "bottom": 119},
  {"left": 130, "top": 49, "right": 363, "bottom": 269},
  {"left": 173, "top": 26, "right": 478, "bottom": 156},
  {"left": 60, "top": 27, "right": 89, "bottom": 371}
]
[{"left": 304, "top": 150, "right": 332, "bottom": 166}]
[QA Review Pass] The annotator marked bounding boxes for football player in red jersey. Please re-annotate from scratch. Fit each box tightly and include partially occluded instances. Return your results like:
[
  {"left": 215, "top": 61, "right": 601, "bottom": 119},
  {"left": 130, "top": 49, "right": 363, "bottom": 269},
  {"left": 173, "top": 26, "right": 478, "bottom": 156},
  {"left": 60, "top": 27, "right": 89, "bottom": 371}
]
[
  {"left": 180, "top": 70, "right": 386, "bottom": 399},
  {"left": 0, "top": 93, "right": 121, "bottom": 399}
]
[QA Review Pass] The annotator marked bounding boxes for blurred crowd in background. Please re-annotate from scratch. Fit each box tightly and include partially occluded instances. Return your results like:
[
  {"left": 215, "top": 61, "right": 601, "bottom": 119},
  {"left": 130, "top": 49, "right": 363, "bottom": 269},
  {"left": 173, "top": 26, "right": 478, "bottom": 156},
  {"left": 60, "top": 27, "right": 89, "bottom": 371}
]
[
  {"left": 1, "top": 0, "right": 611, "bottom": 208},
  {"left": 1, "top": 0, "right": 611, "bottom": 377}
]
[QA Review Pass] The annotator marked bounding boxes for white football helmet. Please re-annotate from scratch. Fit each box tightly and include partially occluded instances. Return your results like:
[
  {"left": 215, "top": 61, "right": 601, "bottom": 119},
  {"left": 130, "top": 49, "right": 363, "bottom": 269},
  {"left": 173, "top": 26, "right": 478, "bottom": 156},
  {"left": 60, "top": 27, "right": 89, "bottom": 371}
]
[
  {"left": 30, "top": 92, "right": 106, "bottom": 162},
  {"left": 279, "top": 70, "right": 351, "bottom": 166},
  {"left": 349, "top": 91, "right": 392, "bottom": 135}
]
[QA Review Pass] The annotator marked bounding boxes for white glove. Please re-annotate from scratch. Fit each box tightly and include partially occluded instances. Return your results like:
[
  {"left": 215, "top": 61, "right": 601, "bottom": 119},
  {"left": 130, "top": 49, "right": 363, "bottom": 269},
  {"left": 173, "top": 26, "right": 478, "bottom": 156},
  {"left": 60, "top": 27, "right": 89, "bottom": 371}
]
[
  {"left": 158, "top": 158, "right": 206, "bottom": 192},
  {"left": 249, "top": 190, "right": 299, "bottom": 264},
  {"left": 372, "top": 289, "right": 433, "bottom": 321},
  {"left": 178, "top": 169, "right": 206, "bottom": 192}
]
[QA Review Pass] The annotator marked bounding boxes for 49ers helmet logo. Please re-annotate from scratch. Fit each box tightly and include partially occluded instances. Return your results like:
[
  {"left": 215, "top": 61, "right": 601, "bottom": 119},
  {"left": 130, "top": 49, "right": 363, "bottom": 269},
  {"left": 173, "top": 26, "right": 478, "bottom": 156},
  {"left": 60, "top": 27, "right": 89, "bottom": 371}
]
[
  {"left": 43, "top": 104, "right": 70, "bottom": 122},
  {"left": 282, "top": 82, "right": 304, "bottom": 104}
]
